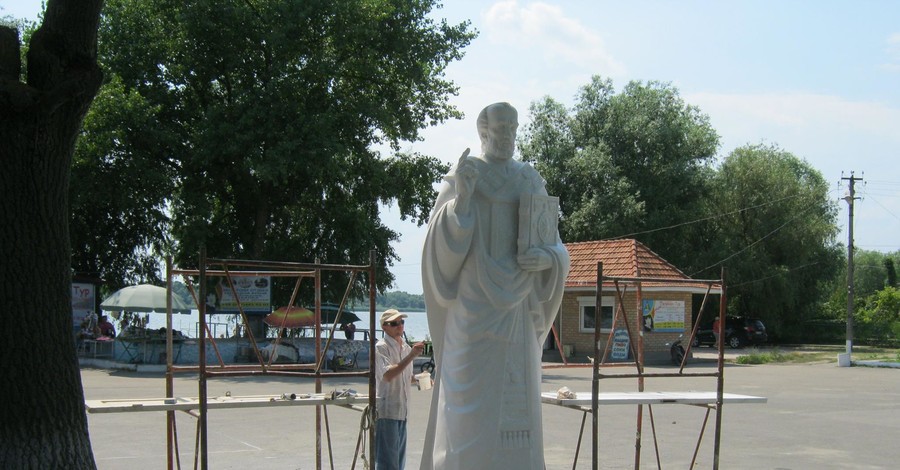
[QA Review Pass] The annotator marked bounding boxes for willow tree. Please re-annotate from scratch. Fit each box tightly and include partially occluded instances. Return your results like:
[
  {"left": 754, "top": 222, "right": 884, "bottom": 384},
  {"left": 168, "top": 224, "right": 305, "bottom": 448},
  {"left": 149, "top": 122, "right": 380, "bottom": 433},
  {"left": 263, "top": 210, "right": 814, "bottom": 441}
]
[
  {"left": 89, "top": 0, "right": 473, "bottom": 301},
  {"left": 706, "top": 144, "right": 842, "bottom": 338},
  {"left": 519, "top": 76, "right": 719, "bottom": 272},
  {"left": 0, "top": 0, "right": 105, "bottom": 468}
]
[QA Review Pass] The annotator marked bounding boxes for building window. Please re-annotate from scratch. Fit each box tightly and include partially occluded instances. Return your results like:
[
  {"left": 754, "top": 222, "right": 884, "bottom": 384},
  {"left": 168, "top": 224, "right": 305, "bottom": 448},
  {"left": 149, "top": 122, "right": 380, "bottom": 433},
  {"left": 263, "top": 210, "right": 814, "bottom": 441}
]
[{"left": 578, "top": 296, "right": 615, "bottom": 332}]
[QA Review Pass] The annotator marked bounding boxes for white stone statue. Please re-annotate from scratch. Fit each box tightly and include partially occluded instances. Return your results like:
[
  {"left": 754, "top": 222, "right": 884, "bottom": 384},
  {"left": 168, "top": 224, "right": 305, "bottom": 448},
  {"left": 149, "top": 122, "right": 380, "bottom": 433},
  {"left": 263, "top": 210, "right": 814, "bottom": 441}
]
[{"left": 421, "top": 102, "right": 570, "bottom": 469}]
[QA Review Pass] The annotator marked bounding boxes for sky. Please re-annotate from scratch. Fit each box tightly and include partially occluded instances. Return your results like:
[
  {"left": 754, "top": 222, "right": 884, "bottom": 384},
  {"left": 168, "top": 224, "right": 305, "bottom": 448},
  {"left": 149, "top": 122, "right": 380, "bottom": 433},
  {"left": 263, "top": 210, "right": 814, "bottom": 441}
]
[{"left": 5, "top": 1, "right": 900, "bottom": 295}]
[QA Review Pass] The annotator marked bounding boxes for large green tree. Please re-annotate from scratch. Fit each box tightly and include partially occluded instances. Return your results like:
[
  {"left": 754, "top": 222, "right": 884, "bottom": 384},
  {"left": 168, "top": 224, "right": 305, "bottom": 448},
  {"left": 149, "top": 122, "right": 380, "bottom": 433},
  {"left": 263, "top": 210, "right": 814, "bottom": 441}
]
[
  {"left": 519, "top": 96, "right": 646, "bottom": 242},
  {"left": 1, "top": 0, "right": 105, "bottom": 467},
  {"left": 847, "top": 250, "right": 898, "bottom": 299},
  {"left": 704, "top": 144, "right": 842, "bottom": 339},
  {"left": 519, "top": 76, "right": 719, "bottom": 271},
  {"left": 71, "top": 75, "right": 178, "bottom": 290},
  {"left": 79, "top": 0, "right": 473, "bottom": 300},
  {"left": 519, "top": 79, "right": 845, "bottom": 341}
]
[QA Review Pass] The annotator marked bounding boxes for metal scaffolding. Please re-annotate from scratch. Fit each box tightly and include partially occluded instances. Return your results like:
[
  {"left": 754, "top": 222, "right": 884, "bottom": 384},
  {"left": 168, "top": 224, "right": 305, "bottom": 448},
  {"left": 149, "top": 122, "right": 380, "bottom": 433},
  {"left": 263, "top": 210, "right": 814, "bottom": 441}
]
[
  {"left": 160, "top": 249, "right": 380, "bottom": 470},
  {"left": 542, "top": 264, "right": 745, "bottom": 469}
]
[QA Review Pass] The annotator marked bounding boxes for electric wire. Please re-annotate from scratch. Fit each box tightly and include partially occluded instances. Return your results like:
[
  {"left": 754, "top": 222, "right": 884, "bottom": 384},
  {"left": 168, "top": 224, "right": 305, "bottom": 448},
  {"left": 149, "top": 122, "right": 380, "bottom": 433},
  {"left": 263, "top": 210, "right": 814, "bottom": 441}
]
[
  {"left": 688, "top": 198, "right": 826, "bottom": 278},
  {"left": 606, "top": 192, "right": 809, "bottom": 240}
]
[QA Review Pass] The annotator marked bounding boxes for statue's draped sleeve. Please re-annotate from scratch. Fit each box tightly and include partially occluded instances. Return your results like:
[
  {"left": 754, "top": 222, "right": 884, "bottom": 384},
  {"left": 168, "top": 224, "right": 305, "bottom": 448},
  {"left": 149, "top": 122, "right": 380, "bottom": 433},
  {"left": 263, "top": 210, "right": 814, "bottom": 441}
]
[{"left": 422, "top": 162, "right": 473, "bottom": 360}]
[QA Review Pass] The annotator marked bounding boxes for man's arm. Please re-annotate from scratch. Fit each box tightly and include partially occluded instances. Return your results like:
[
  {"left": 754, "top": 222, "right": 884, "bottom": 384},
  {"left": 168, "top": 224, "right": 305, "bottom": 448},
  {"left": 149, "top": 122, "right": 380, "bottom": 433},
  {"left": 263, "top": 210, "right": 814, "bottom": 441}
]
[{"left": 382, "top": 342, "right": 425, "bottom": 382}]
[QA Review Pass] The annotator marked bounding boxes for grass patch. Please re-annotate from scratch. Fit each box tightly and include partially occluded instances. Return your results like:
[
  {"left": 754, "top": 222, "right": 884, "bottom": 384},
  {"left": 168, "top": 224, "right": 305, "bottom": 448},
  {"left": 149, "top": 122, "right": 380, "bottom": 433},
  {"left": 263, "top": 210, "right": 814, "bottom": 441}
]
[
  {"left": 735, "top": 349, "right": 804, "bottom": 364},
  {"left": 734, "top": 346, "right": 900, "bottom": 365},
  {"left": 852, "top": 348, "right": 900, "bottom": 363}
]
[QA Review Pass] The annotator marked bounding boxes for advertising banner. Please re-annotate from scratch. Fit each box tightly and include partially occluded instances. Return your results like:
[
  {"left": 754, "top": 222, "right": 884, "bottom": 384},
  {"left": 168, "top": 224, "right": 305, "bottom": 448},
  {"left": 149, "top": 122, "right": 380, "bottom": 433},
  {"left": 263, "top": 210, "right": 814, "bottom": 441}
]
[
  {"left": 72, "top": 283, "right": 96, "bottom": 333},
  {"left": 642, "top": 299, "right": 685, "bottom": 332},
  {"left": 215, "top": 276, "right": 271, "bottom": 314},
  {"left": 610, "top": 328, "right": 631, "bottom": 361}
]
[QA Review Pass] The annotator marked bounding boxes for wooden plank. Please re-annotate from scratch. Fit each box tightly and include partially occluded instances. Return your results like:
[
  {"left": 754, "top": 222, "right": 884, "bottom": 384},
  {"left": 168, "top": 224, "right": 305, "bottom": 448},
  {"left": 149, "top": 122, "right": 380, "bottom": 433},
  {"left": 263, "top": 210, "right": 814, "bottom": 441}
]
[
  {"left": 541, "top": 391, "right": 767, "bottom": 407},
  {"left": 85, "top": 393, "right": 369, "bottom": 413}
]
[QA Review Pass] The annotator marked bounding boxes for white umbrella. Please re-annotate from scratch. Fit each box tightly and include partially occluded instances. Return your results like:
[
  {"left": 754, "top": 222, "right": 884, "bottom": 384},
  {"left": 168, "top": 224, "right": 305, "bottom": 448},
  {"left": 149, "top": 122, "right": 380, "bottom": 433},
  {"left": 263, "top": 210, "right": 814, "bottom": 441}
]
[{"left": 100, "top": 284, "right": 194, "bottom": 314}]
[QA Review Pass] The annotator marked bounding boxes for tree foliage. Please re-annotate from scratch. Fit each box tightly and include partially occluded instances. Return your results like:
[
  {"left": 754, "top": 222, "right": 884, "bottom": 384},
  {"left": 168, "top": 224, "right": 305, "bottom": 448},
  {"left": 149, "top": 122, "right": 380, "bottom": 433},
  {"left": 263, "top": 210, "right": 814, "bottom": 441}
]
[
  {"left": 850, "top": 250, "right": 897, "bottom": 299},
  {"left": 856, "top": 286, "right": 900, "bottom": 345},
  {"left": 820, "top": 249, "right": 900, "bottom": 344},
  {"left": 80, "top": 0, "right": 472, "bottom": 301},
  {"left": 375, "top": 290, "right": 426, "bottom": 310},
  {"left": 71, "top": 75, "right": 178, "bottom": 290},
  {"left": 706, "top": 144, "right": 842, "bottom": 339},
  {"left": 519, "top": 79, "right": 845, "bottom": 341},
  {"left": 885, "top": 257, "right": 897, "bottom": 288},
  {"left": 519, "top": 96, "right": 644, "bottom": 242},
  {"left": 519, "top": 76, "right": 719, "bottom": 271}
]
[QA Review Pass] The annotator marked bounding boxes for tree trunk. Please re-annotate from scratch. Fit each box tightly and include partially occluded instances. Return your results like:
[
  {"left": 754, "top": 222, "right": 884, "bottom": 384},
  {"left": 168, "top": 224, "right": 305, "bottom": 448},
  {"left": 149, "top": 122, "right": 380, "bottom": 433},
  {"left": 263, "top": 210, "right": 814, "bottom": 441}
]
[{"left": 0, "top": 1, "right": 104, "bottom": 468}]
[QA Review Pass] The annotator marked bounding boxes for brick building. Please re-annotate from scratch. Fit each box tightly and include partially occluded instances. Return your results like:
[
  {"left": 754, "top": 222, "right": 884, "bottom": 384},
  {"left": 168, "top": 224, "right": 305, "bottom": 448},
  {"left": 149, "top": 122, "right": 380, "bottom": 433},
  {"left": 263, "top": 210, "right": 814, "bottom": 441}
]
[{"left": 552, "top": 239, "right": 721, "bottom": 365}]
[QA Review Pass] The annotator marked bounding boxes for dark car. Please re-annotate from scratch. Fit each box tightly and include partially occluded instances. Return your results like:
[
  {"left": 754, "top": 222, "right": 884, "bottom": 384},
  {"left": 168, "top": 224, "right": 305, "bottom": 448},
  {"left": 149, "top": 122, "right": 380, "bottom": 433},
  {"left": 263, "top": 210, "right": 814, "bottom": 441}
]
[{"left": 692, "top": 316, "right": 767, "bottom": 349}]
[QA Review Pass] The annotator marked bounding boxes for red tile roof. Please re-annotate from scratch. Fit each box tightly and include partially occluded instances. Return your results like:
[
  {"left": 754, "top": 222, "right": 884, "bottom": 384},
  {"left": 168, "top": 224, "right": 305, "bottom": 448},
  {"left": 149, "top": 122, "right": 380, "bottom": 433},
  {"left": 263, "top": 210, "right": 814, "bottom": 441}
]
[{"left": 565, "top": 239, "right": 719, "bottom": 290}]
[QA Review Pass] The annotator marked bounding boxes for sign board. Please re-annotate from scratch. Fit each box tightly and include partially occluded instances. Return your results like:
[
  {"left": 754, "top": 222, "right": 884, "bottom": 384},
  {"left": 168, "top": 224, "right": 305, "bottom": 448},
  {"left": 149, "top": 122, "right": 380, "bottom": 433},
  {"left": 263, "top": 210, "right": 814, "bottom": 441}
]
[
  {"left": 610, "top": 328, "right": 631, "bottom": 361},
  {"left": 72, "top": 283, "right": 96, "bottom": 333},
  {"left": 215, "top": 276, "right": 272, "bottom": 314},
  {"left": 642, "top": 300, "right": 685, "bottom": 332}
]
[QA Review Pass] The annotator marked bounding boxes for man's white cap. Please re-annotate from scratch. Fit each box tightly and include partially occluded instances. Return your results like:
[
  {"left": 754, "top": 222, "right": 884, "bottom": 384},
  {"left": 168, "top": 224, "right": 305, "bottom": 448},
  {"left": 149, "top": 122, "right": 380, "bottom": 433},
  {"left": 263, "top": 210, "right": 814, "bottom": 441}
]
[{"left": 380, "top": 309, "right": 407, "bottom": 324}]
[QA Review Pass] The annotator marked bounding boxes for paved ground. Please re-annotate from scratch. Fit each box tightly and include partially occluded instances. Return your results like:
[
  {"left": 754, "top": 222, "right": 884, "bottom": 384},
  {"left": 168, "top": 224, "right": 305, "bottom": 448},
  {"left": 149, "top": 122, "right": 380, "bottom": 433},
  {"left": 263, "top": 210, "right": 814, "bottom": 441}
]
[{"left": 82, "top": 351, "right": 900, "bottom": 469}]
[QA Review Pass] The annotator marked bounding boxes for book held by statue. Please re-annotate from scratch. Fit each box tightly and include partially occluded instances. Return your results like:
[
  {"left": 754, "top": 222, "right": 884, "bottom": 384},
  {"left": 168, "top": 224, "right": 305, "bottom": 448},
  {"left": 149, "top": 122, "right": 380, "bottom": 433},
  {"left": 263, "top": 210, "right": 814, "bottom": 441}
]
[{"left": 518, "top": 194, "right": 560, "bottom": 255}]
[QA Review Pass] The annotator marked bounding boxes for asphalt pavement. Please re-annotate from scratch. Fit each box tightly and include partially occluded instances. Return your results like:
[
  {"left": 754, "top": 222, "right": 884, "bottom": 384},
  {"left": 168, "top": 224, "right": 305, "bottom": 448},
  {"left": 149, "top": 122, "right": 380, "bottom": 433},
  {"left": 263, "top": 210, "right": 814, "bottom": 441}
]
[{"left": 82, "top": 352, "right": 900, "bottom": 469}]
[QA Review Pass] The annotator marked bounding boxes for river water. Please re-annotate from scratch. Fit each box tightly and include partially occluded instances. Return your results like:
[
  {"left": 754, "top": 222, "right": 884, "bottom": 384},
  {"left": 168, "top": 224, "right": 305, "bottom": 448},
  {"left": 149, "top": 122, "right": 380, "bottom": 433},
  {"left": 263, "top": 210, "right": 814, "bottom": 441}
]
[
  {"left": 353, "top": 309, "right": 430, "bottom": 342},
  {"left": 143, "top": 309, "right": 431, "bottom": 342}
]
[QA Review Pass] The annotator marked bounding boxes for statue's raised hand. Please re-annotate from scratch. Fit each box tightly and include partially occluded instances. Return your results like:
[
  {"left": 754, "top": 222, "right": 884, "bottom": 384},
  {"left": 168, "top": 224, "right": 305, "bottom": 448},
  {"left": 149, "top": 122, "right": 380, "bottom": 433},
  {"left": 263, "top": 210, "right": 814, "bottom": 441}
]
[{"left": 454, "top": 148, "right": 477, "bottom": 216}]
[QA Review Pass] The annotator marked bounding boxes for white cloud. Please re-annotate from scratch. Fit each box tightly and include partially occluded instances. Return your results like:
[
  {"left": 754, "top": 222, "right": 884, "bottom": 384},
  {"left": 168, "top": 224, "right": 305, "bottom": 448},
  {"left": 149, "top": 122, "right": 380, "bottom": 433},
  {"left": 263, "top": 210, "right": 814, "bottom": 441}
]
[
  {"left": 687, "top": 91, "right": 900, "bottom": 255},
  {"left": 685, "top": 91, "right": 900, "bottom": 198},
  {"left": 882, "top": 32, "right": 900, "bottom": 71},
  {"left": 483, "top": 1, "right": 625, "bottom": 77},
  {"left": 687, "top": 92, "right": 900, "bottom": 150}
]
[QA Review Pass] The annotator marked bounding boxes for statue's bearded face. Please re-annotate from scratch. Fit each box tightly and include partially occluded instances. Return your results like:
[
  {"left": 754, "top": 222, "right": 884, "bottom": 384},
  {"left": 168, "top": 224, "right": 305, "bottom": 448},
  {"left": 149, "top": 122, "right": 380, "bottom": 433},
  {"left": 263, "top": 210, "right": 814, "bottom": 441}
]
[{"left": 483, "top": 108, "right": 518, "bottom": 161}]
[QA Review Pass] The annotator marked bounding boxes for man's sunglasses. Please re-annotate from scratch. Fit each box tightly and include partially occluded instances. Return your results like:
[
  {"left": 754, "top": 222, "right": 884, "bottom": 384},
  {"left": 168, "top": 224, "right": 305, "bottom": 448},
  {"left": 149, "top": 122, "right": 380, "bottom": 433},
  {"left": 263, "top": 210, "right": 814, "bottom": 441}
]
[{"left": 383, "top": 320, "right": 405, "bottom": 327}]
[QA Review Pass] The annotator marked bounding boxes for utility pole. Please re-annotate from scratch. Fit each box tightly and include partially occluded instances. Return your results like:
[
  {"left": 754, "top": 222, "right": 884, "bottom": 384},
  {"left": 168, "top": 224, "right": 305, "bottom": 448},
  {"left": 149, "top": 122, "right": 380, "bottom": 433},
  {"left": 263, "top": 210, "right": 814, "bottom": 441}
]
[{"left": 840, "top": 172, "right": 863, "bottom": 366}]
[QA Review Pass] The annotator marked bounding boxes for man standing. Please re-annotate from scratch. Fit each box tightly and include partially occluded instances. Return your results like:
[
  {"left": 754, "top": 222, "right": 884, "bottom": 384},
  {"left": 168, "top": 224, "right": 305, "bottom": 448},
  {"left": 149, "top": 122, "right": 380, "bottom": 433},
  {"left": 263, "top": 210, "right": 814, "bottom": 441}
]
[
  {"left": 421, "top": 102, "right": 570, "bottom": 469},
  {"left": 375, "top": 309, "right": 425, "bottom": 470},
  {"left": 341, "top": 322, "right": 357, "bottom": 340}
]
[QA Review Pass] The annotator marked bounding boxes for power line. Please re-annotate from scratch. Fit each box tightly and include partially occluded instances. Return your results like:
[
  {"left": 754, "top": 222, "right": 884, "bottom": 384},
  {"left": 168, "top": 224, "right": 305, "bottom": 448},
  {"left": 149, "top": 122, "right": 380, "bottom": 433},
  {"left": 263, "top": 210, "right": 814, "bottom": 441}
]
[
  {"left": 861, "top": 194, "right": 900, "bottom": 224},
  {"left": 863, "top": 179, "right": 900, "bottom": 186},
  {"left": 608, "top": 192, "right": 811, "bottom": 240},
  {"left": 858, "top": 191, "right": 899, "bottom": 198},
  {"left": 688, "top": 198, "right": 828, "bottom": 277},
  {"left": 727, "top": 261, "right": 822, "bottom": 289}
]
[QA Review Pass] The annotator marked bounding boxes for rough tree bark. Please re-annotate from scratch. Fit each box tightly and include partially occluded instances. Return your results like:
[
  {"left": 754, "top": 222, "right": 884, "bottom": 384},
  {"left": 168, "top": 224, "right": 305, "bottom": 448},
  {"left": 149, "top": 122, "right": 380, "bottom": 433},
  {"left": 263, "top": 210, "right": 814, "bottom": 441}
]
[{"left": 0, "top": 0, "right": 104, "bottom": 468}]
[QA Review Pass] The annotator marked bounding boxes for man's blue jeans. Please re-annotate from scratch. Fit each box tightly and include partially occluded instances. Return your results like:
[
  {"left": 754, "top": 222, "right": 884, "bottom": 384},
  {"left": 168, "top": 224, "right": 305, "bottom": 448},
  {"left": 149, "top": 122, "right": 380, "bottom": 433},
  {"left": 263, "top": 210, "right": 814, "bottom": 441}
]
[{"left": 375, "top": 418, "right": 407, "bottom": 470}]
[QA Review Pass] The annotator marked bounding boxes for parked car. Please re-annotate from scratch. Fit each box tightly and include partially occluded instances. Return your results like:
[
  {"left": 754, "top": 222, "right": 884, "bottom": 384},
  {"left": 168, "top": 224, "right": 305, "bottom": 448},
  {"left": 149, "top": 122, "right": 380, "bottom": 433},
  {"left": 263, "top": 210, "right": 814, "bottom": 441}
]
[{"left": 692, "top": 316, "right": 767, "bottom": 349}]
